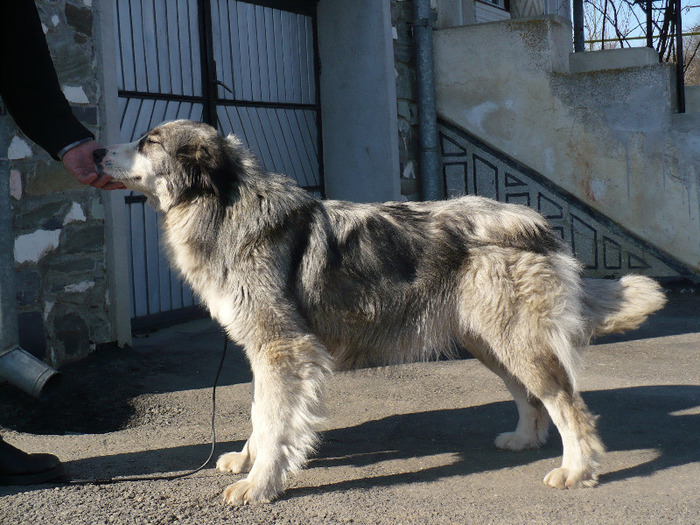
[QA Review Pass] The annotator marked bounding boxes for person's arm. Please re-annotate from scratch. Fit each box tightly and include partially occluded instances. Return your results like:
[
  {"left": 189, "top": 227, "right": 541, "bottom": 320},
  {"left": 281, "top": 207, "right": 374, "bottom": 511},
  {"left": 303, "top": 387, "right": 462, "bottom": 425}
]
[
  {"left": 0, "top": 1, "right": 122, "bottom": 189},
  {"left": 0, "top": 1, "right": 92, "bottom": 159}
]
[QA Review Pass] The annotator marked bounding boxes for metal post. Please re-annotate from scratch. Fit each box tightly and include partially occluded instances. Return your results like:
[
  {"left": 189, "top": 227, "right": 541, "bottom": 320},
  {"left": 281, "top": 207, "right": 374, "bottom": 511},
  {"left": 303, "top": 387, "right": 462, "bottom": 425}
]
[
  {"left": 573, "top": 0, "right": 585, "bottom": 52},
  {"left": 413, "top": 0, "right": 443, "bottom": 202},
  {"left": 197, "top": 0, "right": 218, "bottom": 127},
  {"left": 646, "top": 0, "right": 653, "bottom": 49},
  {"left": 675, "top": 0, "right": 685, "bottom": 113}
]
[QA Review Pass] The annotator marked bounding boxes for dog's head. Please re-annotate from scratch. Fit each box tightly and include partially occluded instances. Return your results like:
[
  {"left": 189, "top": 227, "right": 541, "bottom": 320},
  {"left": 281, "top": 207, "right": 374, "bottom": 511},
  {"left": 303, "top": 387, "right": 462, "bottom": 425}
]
[{"left": 95, "top": 120, "right": 241, "bottom": 211}]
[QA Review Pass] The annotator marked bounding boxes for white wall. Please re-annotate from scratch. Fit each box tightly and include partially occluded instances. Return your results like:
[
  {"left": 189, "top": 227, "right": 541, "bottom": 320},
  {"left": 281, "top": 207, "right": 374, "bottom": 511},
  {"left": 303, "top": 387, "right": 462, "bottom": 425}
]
[
  {"left": 317, "top": 0, "right": 401, "bottom": 203},
  {"left": 434, "top": 16, "right": 700, "bottom": 272}
]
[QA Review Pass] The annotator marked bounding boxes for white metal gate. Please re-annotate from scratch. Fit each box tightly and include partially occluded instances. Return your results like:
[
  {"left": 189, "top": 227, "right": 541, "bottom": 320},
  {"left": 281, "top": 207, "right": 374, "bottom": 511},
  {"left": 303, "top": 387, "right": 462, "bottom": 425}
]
[{"left": 114, "top": 0, "right": 321, "bottom": 329}]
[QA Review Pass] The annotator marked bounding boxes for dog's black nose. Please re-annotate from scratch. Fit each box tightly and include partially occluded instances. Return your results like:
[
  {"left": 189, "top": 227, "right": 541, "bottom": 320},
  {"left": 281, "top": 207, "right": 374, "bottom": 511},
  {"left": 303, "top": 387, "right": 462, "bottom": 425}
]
[{"left": 93, "top": 148, "right": 107, "bottom": 164}]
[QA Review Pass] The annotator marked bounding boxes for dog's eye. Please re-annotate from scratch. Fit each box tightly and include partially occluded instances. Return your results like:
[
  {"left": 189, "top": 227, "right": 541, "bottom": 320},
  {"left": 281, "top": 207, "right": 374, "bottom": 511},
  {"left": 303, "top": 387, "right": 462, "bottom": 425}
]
[{"left": 139, "top": 137, "right": 163, "bottom": 152}]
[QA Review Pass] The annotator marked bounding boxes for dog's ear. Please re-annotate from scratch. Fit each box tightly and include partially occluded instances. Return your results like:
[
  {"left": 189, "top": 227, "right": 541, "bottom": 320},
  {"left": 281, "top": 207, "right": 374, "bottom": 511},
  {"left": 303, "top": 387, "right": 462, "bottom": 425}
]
[{"left": 176, "top": 138, "right": 231, "bottom": 200}]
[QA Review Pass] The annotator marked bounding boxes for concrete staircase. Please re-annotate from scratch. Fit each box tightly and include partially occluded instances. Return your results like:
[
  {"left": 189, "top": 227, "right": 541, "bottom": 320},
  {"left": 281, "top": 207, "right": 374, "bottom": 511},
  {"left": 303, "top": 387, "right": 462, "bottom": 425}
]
[{"left": 433, "top": 15, "right": 700, "bottom": 279}]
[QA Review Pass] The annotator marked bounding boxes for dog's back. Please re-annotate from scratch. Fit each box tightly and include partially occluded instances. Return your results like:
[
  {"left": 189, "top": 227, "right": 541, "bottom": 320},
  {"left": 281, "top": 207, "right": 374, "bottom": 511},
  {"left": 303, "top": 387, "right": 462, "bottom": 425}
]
[{"left": 294, "top": 196, "right": 572, "bottom": 369}]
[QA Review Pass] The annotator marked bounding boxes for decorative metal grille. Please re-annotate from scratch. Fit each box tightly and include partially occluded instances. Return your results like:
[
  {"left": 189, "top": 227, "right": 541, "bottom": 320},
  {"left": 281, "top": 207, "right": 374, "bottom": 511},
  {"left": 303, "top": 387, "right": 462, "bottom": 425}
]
[{"left": 438, "top": 119, "right": 689, "bottom": 279}]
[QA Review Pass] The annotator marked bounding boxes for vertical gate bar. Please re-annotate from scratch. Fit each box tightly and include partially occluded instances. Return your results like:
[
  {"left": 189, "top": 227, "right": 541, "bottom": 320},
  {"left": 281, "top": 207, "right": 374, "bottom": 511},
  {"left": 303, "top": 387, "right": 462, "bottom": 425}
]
[
  {"left": 251, "top": 6, "right": 262, "bottom": 101},
  {"left": 231, "top": 107, "right": 251, "bottom": 146},
  {"left": 186, "top": 1, "right": 196, "bottom": 97},
  {"left": 115, "top": 0, "right": 125, "bottom": 90},
  {"left": 274, "top": 108, "right": 300, "bottom": 180},
  {"left": 263, "top": 7, "right": 274, "bottom": 102},
  {"left": 151, "top": 0, "right": 162, "bottom": 94},
  {"left": 260, "top": 108, "right": 286, "bottom": 172},
  {"left": 646, "top": 0, "right": 653, "bottom": 49},
  {"left": 273, "top": 9, "right": 283, "bottom": 102},
  {"left": 294, "top": 110, "right": 316, "bottom": 184},
  {"left": 245, "top": 4, "right": 257, "bottom": 101},
  {"left": 675, "top": 0, "right": 685, "bottom": 113},
  {"left": 281, "top": 108, "right": 308, "bottom": 184},
  {"left": 198, "top": 0, "right": 218, "bottom": 125},
  {"left": 572, "top": 0, "right": 584, "bottom": 52},
  {"left": 162, "top": 1, "right": 173, "bottom": 94},
  {"left": 128, "top": 204, "right": 136, "bottom": 318},
  {"left": 139, "top": 202, "right": 151, "bottom": 316},
  {"left": 139, "top": 0, "right": 151, "bottom": 92},
  {"left": 311, "top": 5, "right": 325, "bottom": 197},
  {"left": 231, "top": 1, "right": 243, "bottom": 99},
  {"left": 174, "top": 3, "right": 184, "bottom": 95},
  {"left": 128, "top": 0, "right": 139, "bottom": 90}
]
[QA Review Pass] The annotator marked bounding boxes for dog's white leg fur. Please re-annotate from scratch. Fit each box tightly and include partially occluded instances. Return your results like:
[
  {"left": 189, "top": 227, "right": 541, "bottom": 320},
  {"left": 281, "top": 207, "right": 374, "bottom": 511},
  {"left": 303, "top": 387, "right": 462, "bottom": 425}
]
[
  {"left": 494, "top": 380, "right": 550, "bottom": 451},
  {"left": 217, "top": 435, "right": 256, "bottom": 474},
  {"left": 217, "top": 399, "right": 258, "bottom": 474},
  {"left": 464, "top": 337, "right": 551, "bottom": 451},
  {"left": 221, "top": 335, "right": 332, "bottom": 505},
  {"left": 540, "top": 391, "right": 604, "bottom": 489}
]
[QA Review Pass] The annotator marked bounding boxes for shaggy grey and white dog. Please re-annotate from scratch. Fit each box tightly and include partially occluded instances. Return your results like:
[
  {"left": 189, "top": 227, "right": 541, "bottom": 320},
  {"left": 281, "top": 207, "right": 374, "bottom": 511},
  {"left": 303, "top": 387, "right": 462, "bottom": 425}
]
[{"left": 95, "top": 120, "right": 666, "bottom": 505}]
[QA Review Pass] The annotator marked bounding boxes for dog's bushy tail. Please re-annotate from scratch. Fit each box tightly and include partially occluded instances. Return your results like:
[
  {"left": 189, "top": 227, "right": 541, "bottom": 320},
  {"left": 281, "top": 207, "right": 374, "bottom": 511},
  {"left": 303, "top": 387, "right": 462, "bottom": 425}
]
[{"left": 582, "top": 276, "right": 666, "bottom": 338}]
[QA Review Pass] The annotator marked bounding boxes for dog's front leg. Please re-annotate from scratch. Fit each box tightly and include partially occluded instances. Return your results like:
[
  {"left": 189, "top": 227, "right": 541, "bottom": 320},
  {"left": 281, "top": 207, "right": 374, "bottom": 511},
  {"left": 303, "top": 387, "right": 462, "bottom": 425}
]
[
  {"left": 221, "top": 335, "right": 332, "bottom": 505},
  {"left": 217, "top": 431, "right": 256, "bottom": 474}
]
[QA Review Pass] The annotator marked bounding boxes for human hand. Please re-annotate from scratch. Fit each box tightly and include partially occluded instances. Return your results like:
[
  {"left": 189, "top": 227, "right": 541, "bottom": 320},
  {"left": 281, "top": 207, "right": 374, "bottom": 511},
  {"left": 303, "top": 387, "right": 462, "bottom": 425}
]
[{"left": 62, "top": 140, "right": 126, "bottom": 190}]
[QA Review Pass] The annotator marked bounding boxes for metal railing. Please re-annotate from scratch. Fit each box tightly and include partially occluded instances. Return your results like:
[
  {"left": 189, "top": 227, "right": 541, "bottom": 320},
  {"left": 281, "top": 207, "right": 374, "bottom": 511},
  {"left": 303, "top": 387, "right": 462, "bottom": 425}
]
[{"left": 572, "top": 0, "right": 686, "bottom": 112}]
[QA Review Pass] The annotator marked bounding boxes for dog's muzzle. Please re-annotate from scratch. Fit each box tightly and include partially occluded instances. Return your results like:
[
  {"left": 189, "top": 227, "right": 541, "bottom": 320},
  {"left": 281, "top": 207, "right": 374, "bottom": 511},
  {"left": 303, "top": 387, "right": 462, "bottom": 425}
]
[
  {"left": 93, "top": 148, "right": 107, "bottom": 164},
  {"left": 93, "top": 148, "right": 108, "bottom": 175}
]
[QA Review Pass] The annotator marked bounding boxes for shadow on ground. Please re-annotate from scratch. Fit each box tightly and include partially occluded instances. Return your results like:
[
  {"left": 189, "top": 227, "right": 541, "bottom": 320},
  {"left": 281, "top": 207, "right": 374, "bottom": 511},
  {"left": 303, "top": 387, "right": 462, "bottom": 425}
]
[
  {"left": 2, "top": 384, "right": 694, "bottom": 499},
  {"left": 0, "top": 292, "right": 697, "bottom": 436},
  {"left": 0, "top": 322, "right": 251, "bottom": 435}
]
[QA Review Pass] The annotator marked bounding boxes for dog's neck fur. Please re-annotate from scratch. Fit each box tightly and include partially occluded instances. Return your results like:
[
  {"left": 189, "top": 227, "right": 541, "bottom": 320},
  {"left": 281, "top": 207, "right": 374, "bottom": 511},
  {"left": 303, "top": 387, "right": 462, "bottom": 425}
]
[{"left": 161, "top": 168, "right": 316, "bottom": 290}]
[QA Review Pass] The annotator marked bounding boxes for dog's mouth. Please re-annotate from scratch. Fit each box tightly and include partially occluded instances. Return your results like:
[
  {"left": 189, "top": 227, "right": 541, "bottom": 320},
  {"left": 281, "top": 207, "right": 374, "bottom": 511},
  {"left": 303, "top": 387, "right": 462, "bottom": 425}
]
[
  {"left": 95, "top": 163, "right": 141, "bottom": 183},
  {"left": 115, "top": 175, "right": 142, "bottom": 182}
]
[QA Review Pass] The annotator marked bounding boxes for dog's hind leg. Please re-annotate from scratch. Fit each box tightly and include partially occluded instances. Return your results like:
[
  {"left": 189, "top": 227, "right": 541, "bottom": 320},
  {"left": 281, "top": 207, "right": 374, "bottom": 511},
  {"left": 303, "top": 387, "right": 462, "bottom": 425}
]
[
  {"left": 463, "top": 338, "right": 550, "bottom": 451},
  {"left": 460, "top": 249, "right": 603, "bottom": 488},
  {"left": 495, "top": 379, "right": 550, "bottom": 451},
  {"left": 221, "top": 333, "right": 332, "bottom": 505},
  {"left": 489, "top": 338, "right": 604, "bottom": 489},
  {"left": 538, "top": 384, "right": 604, "bottom": 489}
]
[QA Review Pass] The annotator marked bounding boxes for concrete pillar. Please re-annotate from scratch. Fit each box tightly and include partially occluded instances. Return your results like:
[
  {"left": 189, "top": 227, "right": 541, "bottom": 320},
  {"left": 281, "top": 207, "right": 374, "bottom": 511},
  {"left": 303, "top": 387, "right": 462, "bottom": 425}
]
[{"left": 317, "top": 0, "right": 401, "bottom": 203}]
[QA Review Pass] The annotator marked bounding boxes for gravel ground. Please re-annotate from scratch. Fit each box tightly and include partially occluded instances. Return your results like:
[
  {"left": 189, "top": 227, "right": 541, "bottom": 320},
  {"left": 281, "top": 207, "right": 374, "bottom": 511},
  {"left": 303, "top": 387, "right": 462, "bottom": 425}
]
[{"left": 1, "top": 292, "right": 699, "bottom": 524}]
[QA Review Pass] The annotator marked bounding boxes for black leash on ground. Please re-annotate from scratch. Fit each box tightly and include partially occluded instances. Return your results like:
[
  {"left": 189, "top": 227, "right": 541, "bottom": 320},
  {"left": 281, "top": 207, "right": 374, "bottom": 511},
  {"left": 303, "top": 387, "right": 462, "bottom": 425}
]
[{"left": 64, "top": 336, "right": 228, "bottom": 486}]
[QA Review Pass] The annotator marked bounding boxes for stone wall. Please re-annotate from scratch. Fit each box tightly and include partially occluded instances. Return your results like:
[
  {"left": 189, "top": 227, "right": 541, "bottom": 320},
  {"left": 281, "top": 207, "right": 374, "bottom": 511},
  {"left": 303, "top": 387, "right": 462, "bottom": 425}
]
[
  {"left": 4, "top": 0, "right": 113, "bottom": 367},
  {"left": 392, "top": 0, "right": 421, "bottom": 201}
]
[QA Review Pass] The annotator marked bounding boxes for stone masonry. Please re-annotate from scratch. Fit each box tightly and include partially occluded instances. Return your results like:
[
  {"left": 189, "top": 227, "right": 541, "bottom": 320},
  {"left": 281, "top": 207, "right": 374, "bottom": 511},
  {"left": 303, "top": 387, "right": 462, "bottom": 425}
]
[
  {"left": 3, "top": 0, "right": 113, "bottom": 367},
  {"left": 392, "top": 0, "right": 421, "bottom": 201}
]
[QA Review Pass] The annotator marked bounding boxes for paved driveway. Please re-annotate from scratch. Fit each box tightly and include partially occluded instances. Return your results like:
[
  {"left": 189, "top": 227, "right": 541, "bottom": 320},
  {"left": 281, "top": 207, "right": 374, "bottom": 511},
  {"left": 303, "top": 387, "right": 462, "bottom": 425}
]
[{"left": 1, "top": 292, "right": 699, "bottom": 524}]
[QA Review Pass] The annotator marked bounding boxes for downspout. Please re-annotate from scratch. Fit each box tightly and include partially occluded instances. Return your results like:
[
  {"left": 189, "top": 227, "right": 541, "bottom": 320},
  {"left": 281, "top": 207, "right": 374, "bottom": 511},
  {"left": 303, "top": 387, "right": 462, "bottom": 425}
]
[
  {"left": 0, "top": 112, "right": 61, "bottom": 400},
  {"left": 412, "top": 0, "right": 444, "bottom": 201}
]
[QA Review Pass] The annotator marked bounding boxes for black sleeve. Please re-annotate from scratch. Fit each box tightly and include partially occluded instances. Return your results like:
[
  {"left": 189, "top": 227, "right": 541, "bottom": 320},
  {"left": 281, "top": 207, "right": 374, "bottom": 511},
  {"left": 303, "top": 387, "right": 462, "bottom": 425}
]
[{"left": 0, "top": 0, "right": 94, "bottom": 160}]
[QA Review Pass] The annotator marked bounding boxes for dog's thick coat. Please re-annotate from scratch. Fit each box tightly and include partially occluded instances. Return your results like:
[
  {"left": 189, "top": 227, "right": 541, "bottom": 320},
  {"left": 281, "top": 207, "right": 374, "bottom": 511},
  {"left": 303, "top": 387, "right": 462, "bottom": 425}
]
[{"left": 97, "top": 120, "right": 666, "bottom": 504}]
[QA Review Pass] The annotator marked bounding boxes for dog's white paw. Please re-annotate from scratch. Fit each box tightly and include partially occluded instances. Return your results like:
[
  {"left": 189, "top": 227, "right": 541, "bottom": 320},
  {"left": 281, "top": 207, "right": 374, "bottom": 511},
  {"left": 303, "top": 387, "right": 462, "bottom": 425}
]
[
  {"left": 543, "top": 467, "right": 598, "bottom": 489},
  {"left": 216, "top": 452, "right": 253, "bottom": 474},
  {"left": 494, "top": 431, "right": 542, "bottom": 451},
  {"left": 222, "top": 478, "right": 277, "bottom": 505}
]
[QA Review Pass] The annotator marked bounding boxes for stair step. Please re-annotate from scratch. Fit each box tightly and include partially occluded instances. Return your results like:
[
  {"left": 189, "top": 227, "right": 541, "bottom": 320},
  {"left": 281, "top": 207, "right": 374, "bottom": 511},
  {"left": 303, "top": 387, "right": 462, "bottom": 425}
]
[{"left": 569, "top": 47, "right": 659, "bottom": 74}]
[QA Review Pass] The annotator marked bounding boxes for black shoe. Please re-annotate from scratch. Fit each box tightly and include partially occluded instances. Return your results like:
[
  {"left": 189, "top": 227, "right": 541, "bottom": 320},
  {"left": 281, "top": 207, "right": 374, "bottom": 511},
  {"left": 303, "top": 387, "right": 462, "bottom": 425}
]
[{"left": 0, "top": 437, "right": 64, "bottom": 485}]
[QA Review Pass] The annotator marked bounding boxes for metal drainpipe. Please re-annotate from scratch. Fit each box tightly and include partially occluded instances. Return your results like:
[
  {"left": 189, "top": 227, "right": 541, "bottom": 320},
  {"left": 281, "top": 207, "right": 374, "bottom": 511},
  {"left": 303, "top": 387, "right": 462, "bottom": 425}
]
[
  {"left": 412, "top": 0, "right": 444, "bottom": 201},
  {"left": 0, "top": 109, "right": 61, "bottom": 400}
]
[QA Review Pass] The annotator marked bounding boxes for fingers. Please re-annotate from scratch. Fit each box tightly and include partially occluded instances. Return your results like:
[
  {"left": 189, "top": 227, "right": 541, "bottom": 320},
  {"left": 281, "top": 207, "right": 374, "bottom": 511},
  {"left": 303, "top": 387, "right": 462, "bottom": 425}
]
[
  {"left": 75, "top": 171, "right": 125, "bottom": 190},
  {"left": 101, "top": 181, "right": 127, "bottom": 191}
]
